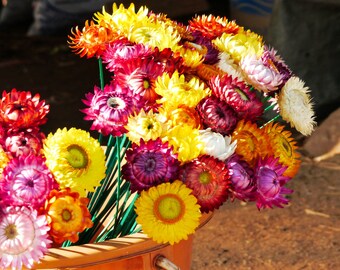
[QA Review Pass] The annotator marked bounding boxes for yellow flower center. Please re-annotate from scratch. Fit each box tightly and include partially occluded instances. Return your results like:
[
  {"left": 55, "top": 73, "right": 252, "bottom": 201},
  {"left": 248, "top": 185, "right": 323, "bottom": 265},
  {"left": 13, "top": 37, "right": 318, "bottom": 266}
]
[
  {"left": 154, "top": 194, "right": 185, "bottom": 224},
  {"left": 235, "top": 88, "right": 249, "bottom": 101},
  {"left": 66, "top": 144, "right": 88, "bottom": 169},
  {"left": 199, "top": 171, "right": 212, "bottom": 184},
  {"left": 4, "top": 224, "right": 18, "bottom": 240},
  {"left": 143, "top": 79, "right": 150, "bottom": 89},
  {"left": 62, "top": 209, "right": 72, "bottom": 222}
]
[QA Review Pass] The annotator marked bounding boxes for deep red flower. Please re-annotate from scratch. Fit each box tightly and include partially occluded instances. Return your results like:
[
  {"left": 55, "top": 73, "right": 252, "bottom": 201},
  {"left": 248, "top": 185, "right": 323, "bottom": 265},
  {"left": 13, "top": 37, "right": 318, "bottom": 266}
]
[
  {"left": 196, "top": 96, "right": 238, "bottom": 136},
  {"left": 209, "top": 74, "right": 264, "bottom": 121},
  {"left": 179, "top": 154, "right": 230, "bottom": 213}
]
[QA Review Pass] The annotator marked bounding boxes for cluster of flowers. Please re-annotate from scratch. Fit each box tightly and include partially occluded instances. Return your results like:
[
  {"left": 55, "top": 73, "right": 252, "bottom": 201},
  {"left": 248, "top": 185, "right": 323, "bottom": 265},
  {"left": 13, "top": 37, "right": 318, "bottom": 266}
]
[
  {"left": 0, "top": 90, "right": 107, "bottom": 269},
  {"left": 69, "top": 2, "right": 314, "bottom": 243},
  {"left": 0, "top": 3, "right": 315, "bottom": 269}
]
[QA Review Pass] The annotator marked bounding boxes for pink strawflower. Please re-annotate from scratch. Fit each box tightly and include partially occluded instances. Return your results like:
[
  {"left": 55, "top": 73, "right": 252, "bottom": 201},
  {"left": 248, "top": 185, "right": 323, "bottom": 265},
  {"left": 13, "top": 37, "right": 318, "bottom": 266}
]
[
  {"left": 3, "top": 128, "right": 45, "bottom": 157},
  {"left": 261, "top": 47, "right": 292, "bottom": 88},
  {"left": 254, "top": 156, "right": 292, "bottom": 209},
  {"left": 0, "top": 154, "right": 58, "bottom": 209},
  {"left": 196, "top": 96, "right": 238, "bottom": 136},
  {"left": 122, "top": 138, "right": 180, "bottom": 192},
  {"left": 0, "top": 206, "right": 51, "bottom": 269},
  {"left": 209, "top": 74, "right": 264, "bottom": 121},
  {"left": 240, "top": 47, "right": 292, "bottom": 93},
  {"left": 82, "top": 83, "right": 140, "bottom": 136},
  {"left": 179, "top": 154, "right": 230, "bottom": 213}
]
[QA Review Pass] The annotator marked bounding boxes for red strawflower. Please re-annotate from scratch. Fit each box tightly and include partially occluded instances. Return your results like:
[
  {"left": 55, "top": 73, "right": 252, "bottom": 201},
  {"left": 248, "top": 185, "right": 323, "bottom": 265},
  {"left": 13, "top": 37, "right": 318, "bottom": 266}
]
[
  {"left": 209, "top": 74, "right": 264, "bottom": 121},
  {"left": 196, "top": 96, "right": 238, "bottom": 136},
  {"left": 114, "top": 57, "right": 165, "bottom": 110},
  {"left": 179, "top": 154, "right": 230, "bottom": 213},
  {"left": 0, "top": 89, "right": 49, "bottom": 129},
  {"left": 122, "top": 138, "right": 180, "bottom": 193}
]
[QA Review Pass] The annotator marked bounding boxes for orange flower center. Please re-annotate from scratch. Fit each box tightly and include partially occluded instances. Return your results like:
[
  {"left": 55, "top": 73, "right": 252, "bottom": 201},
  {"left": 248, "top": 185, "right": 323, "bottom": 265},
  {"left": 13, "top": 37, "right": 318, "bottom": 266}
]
[
  {"left": 154, "top": 194, "right": 185, "bottom": 224},
  {"left": 62, "top": 209, "right": 72, "bottom": 222},
  {"left": 5, "top": 224, "right": 18, "bottom": 240}
]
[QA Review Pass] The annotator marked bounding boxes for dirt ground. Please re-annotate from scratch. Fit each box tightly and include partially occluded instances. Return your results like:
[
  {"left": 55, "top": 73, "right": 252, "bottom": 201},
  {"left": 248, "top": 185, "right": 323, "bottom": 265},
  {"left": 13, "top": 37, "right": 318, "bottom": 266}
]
[{"left": 1, "top": 35, "right": 339, "bottom": 270}]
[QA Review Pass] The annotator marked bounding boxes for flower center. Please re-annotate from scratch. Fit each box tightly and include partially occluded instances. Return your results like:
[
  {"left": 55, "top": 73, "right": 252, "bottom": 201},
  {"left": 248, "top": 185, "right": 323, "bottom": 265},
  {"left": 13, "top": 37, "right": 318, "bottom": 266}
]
[
  {"left": 145, "top": 158, "right": 156, "bottom": 172},
  {"left": 143, "top": 79, "right": 150, "bottom": 89},
  {"left": 199, "top": 171, "right": 212, "bottom": 184},
  {"left": 66, "top": 144, "right": 88, "bottom": 169},
  {"left": 4, "top": 224, "right": 18, "bottom": 240},
  {"left": 154, "top": 194, "right": 185, "bottom": 224},
  {"left": 235, "top": 88, "right": 249, "bottom": 101},
  {"left": 62, "top": 209, "right": 72, "bottom": 222},
  {"left": 107, "top": 97, "right": 124, "bottom": 109},
  {"left": 280, "top": 136, "right": 292, "bottom": 157},
  {"left": 26, "top": 179, "right": 34, "bottom": 187}
]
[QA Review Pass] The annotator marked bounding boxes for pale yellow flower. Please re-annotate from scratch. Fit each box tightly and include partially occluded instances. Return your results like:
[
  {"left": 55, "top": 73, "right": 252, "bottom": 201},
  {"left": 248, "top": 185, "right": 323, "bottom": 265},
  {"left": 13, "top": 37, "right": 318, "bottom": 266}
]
[
  {"left": 278, "top": 76, "right": 316, "bottom": 136},
  {"left": 213, "top": 30, "right": 264, "bottom": 63}
]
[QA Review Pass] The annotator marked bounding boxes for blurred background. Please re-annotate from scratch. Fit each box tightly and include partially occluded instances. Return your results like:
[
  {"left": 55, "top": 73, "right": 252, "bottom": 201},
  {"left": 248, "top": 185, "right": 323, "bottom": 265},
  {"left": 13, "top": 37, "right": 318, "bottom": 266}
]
[{"left": 0, "top": 0, "right": 339, "bottom": 134}]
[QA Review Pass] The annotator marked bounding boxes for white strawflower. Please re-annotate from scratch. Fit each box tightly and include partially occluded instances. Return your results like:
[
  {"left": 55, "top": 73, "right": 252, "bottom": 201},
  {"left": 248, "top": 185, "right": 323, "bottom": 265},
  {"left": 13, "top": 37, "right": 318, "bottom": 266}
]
[
  {"left": 278, "top": 76, "right": 316, "bottom": 136},
  {"left": 199, "top": 128, "right": 237, "bottom": 161}
]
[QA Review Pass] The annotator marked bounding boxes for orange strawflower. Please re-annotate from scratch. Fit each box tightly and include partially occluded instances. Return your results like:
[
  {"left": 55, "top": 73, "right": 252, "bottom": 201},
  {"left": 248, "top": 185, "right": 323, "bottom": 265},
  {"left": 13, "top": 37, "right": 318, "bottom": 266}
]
[
  {"left": 68, "top": 20, "right": 119, "bottom": 58},
  {"left": 231, "top": 120, "right": 273, "bottom": 167},
  {"left": 44, "top": 188, "right": 93, "bottom": 243},
  {"left": 263, "top": 122, "right": 301, "bottom": 178}
]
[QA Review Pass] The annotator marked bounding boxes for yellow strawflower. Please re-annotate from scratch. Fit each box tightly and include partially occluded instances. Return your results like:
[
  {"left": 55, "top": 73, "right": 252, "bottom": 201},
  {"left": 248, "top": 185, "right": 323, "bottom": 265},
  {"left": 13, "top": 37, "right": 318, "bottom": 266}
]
[
  {"left": 213, "top": 30, "right": 264, "bottom": 63},
  {"left": 43, "top": 128, "right": 106, "bottom": 196},
  {"left": 155, "top": 71, "right": 210, "bottom": 108},
  {"left": 135, "top": 181, "right": 201, "bottom": 245}
]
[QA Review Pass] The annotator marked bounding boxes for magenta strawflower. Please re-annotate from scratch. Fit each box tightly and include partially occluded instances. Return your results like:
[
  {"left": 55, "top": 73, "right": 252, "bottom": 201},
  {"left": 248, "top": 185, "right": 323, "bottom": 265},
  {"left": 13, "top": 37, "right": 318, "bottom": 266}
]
[
  {"left": 0, "top": 154, "right": 58, "bottom": 209},
  {"left": 209, "top": 74, "right": 264, "bottom": 121},
  {"left": 102, "top": 39, "right": 153, "bottom": 72},
  {"left": 225, "top": 154, "right": 256, "bottom": 201},
  {"left": 196, "top": 96, "right": 238, "bottom": 136},
  {"left": 254, "top": 156, "right": 292, "bottom": 209},
  {"left": 82, "top": 83, "right": 140, "bottom": 136},
  {"left": 0, "top": 206, "right": 51, "bottom": 269},
  {"left": 122, "top": 138, "right": 180, "bottom": 192},
  {"left": 3, "top": 128, "right": 45, "bottom": 157},
  {"left": 179, "top": 154, "right": 230, "bottom": 213}
]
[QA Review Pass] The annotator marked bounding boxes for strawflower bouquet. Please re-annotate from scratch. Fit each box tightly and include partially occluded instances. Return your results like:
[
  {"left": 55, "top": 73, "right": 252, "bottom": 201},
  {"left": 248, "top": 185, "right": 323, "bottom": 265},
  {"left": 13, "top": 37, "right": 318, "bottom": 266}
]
[{"left": 0, "top": 2, "right": 316, "bottom": 269}]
